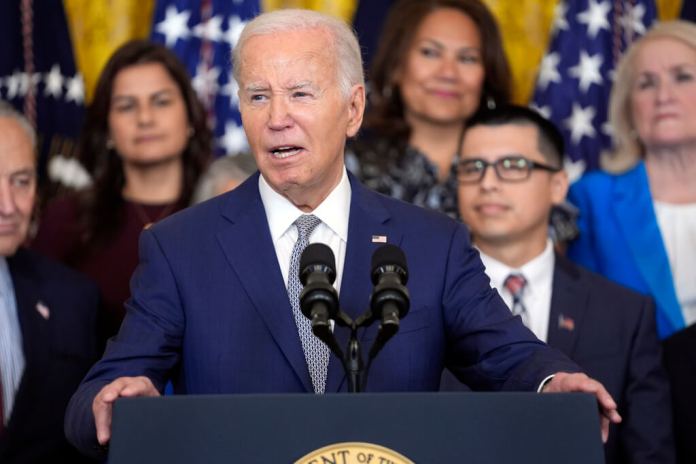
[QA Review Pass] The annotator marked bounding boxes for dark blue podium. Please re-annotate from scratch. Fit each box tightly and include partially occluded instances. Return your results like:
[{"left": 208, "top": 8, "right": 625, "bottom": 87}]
[{"left": 109, "top": 392, "right": 605, "bottom": 463}]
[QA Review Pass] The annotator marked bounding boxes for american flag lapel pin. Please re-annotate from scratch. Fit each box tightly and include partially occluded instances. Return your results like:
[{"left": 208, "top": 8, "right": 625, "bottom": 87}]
[
  {"left": 371, "top": 235, "right": 387, "bottom": 243},
  {"left": 558, "top": 314, "right": 575, "bottom": 331},
  {"left": 35, "top": 301, "right": 50, "bottom": 320}
]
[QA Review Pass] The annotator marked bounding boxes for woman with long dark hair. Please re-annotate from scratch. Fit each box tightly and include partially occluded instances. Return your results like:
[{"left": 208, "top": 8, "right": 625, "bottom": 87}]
[
  {"left": 32, "top": 40, "right": 212, "bottom": 341},
  {"left": 347, "top": 0, "right": 511, "bottom": 218}
]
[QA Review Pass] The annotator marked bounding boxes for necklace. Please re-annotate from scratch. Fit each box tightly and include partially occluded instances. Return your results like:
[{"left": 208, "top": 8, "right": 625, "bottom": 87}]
[{"left": 131, "top": 201, "right": 177, "bottom": 230}]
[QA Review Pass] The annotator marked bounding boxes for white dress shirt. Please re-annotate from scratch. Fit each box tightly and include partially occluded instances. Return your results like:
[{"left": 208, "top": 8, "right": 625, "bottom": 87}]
[
  {"left": 654, "top": 201, "right": 696, "bottom": 326},
  {"left": 0, "top": 257, "right": 25, "bottom": 424},
  {"left": 259, "top": 168, "right": 351, "bottom": 293},
  {"left": 478, "top": 240, "right": 555, "bottom": 342}
]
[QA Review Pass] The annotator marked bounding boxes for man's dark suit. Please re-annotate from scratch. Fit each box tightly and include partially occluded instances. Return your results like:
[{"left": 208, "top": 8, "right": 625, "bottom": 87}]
[
  {"left": 65, "top": 172, "right": 580, "bottom": 456},
  {"left": 663, "top": 323, "right": 696, "bottom": 464},
  {"left": 0, "top": 248, "right": 99, "bottom": 463},
  {"left": 441, "top": 254, "right": 673, "bottom": 463},
  {"left": 548, "top": 255, "right": 673, "bottom": 463}
]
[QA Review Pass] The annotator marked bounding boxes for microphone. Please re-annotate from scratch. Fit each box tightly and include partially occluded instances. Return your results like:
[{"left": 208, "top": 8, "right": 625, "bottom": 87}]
[
  {"left": 299, "top": 243, "right": 339, "bottom": 333},
  {"left": 369, "top": 244, "right": 410, "bottom": 331}
]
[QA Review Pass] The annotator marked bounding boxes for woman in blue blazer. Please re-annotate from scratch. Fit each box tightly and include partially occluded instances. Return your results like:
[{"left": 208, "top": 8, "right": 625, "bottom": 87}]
[{"left": 568, "top": 21, "right": 696, "bottom": 340}]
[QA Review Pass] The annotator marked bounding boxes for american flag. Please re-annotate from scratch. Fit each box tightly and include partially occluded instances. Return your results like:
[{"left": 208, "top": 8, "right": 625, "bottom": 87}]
[
  {"left": 0, "top": 0, "right": 85, "bottom": 181},
  {"left": 531, "top": 0, "right": 657, "bottom": 173},
  {"left": 150, "top": 0, "right": 261, "bottom": 157},
  {"left": 371, "top": 235, "right": 388, "bottom": 244},
  {"left": 558, "top": 314, "right": 575, "bottom": 332}
]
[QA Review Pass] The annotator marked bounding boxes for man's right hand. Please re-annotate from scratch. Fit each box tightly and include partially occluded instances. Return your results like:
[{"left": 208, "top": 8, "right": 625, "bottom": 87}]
[{"left": 92, "top": 376, "right": 160, "bottom": 445}]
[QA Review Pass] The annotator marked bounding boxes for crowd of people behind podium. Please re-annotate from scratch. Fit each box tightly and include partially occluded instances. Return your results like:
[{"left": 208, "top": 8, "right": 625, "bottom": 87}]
[{"left": 0, "top": 0, "right": 694, "bottom": 462}]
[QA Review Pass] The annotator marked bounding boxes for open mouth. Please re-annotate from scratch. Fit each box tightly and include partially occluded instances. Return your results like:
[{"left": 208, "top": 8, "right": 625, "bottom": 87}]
[{"left": 270, "top": 146, "right": 303, "bottom": 159}]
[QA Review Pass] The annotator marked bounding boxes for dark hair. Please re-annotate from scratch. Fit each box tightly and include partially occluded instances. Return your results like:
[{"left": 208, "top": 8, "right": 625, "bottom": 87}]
[
  {"left": 78, "top": 40, "right": 211, "bottom": 243},
  {"left": 365, "top": 0, "right": 511, "bottom": 139},
  {"left": 465, "top": 105, "right": 565, "bottom": 168}
]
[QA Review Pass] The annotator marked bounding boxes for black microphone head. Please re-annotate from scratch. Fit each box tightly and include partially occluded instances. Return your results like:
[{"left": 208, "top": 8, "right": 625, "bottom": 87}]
[
  {"left": 371, "top": 244, "right": 408, "bottom": 285},
  {"left": 300, "top": 243, "right": 336, "bottom": 285}
]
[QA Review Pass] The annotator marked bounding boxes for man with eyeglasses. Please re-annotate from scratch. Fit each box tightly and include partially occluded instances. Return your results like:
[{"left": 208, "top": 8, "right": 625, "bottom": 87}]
[{"left": 453, "top": 104, "right": 674, "bottom": 463}]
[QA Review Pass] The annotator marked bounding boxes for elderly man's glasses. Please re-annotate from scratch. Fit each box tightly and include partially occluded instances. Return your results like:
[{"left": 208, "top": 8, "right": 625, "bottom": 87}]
[{"left": 457, "top": 156, "right": 561, "bottom": 184}]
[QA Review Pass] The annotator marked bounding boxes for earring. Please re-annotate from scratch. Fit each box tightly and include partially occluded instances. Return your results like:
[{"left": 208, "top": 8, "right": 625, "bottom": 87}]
[
  {"left": 106, "top": 139, "right": 115, "bottom": 150},
  {"left": 486, "top": 95, "right": 496, "bottom": 110},
  {"left": 188, "top": 127, "right": 195, "bottom": 137}
]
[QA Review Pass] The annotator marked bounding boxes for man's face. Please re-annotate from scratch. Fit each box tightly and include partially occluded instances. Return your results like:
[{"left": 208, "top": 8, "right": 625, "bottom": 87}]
[
  {"left": 457, "top": 124, "right": 568, "bottom": 252},
  {"left": 238, "top": 27, "right": 365, "bottom": 211},
  {"left": 0, "top": 117, "right": 36, "bottom": 256}
]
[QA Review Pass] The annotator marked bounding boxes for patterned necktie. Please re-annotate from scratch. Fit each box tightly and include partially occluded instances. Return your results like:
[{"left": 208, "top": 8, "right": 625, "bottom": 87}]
[
  {"left": 504, "top": 273, "right": 528, "bottom": 326},
  {"left": 288, "top": 214, "right": 330, "bottom": 393}
]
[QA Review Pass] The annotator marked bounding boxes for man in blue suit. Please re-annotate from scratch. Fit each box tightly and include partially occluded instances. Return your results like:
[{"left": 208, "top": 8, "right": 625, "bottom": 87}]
[
  {"left": 453, "top": 105, "right": 674, "bottom": 463},
  {"left": 0, "top": 102, "right": 100, "bottom": 462},
  {"left": 65, "top": 9, "right": 621, "bottom": 457}
]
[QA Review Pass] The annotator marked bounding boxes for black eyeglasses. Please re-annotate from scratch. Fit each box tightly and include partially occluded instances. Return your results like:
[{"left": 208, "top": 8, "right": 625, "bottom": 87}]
[{"left": 456, "top": 156, "right": 561, "bottom": 184}]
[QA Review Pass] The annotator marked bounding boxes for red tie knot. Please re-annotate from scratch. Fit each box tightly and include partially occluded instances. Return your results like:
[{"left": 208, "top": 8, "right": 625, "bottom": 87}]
[{"left": 504, "top": 273, "right": 527, "bottom": 297}]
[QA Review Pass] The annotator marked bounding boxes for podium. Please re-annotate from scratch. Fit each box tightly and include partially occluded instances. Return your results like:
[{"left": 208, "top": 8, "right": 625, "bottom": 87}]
[{"left": 109, "top": 392, "right": 605, "bottom": 463}]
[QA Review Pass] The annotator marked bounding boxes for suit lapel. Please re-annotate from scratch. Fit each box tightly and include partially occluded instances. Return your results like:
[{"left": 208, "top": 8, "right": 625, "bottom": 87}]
[
  {"left": 215, "top": 175, "right": 313, "bottom": 391},
  {"left": 8, "top": 251, "right": 51, "bottom": 406},
  {"left": 325, "top": 176, "right": 402, "bottom": 392},
  {"left": 611, "top": 163, "right": 684, "bottom": 334},
  {"left": 216, "top": 174, "right": 404, "bottom": 392},
  {"left": 547, "top": 254, "right": 586, "bottom": 358}
]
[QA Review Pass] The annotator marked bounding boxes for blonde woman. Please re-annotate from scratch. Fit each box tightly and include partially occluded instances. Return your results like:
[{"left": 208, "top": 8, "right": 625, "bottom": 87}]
[{"left": 568, "top": 21, "right": 696, "bottom": 340}]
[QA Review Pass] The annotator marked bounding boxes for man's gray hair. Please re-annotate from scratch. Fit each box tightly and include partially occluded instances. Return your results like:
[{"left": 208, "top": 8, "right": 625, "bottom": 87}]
[
  {"left": 0, "top": 100, "right": 37, "bottom": 150},
  {"left": 191, "top": 153, "right": 257, "bottom": 204},
  {"left": 232, "top": 9, "right": 364, "bottom": 97}
]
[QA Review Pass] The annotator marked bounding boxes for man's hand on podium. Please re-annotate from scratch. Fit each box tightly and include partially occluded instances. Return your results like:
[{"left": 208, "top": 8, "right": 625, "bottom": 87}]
[
  {"left": 542, "top": 372, "right": 622, "bottom": 443},
  {"left": 92, "top": 376, "right": 160, "bottom": 445}
]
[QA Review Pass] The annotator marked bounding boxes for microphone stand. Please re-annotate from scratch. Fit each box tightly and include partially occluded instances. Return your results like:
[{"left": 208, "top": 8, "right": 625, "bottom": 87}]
[
  {"left": 300, "top": 244, "right": 407, "bottom": 393},
  {"left": 343, "top": 311, "right": 400, "bottom": 393},
  {"left": 312, "top": 306, "right": 403, "bottom": 393},
  {"left": 312, "top": 310, "right": 367, "bottom": 393},
  {"left": 346, "top": 322, "right": 363, "bottom": 393}
]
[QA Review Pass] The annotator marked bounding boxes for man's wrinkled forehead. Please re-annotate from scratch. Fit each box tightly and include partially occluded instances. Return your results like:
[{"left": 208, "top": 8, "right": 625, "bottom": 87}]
[
  {"left": 238, "top": 27, "right": 336, "bottom": 79},
  {"left": 0, "top": 116, "right": 37, "bottom": 166},
  {"left": 241, "top": 49, "right": 332, "bottom": 89}
]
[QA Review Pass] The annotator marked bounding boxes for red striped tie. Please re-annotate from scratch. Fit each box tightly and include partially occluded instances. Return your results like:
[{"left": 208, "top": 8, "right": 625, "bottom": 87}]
[{"left": 504, "top": 273, "right": 528, "bottom": 325}]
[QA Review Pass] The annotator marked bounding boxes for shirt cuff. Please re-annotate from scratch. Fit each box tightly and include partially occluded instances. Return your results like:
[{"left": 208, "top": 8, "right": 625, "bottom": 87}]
[{"left": 537, "top": 374, "right": 555, "bottom": 392}]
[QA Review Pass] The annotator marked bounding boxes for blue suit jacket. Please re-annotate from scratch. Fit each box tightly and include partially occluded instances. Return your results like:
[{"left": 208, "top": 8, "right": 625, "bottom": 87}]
[
  {"left": 548, "top": 255, "right": 673, "bottom": 464},
  {"left": 567, "top": 162, "right": 685, "bottom": 339},
  {"left": 66, "top": 172, "right": 579, "bottom": 456},
  {"left": 441, "top": 253, "right": 674, "bottom": 463},
  {"left": 0, "top": 248, "right": 99, "bottom": 463}
]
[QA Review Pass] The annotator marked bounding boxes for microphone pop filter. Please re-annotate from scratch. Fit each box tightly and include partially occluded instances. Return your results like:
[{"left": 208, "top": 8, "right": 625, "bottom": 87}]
[
  {"left": 370, "top": 244, "right": 408, "bottom": 285},
  {"left": 300, "top": 243, "right": 336, "bottom": 285}
]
